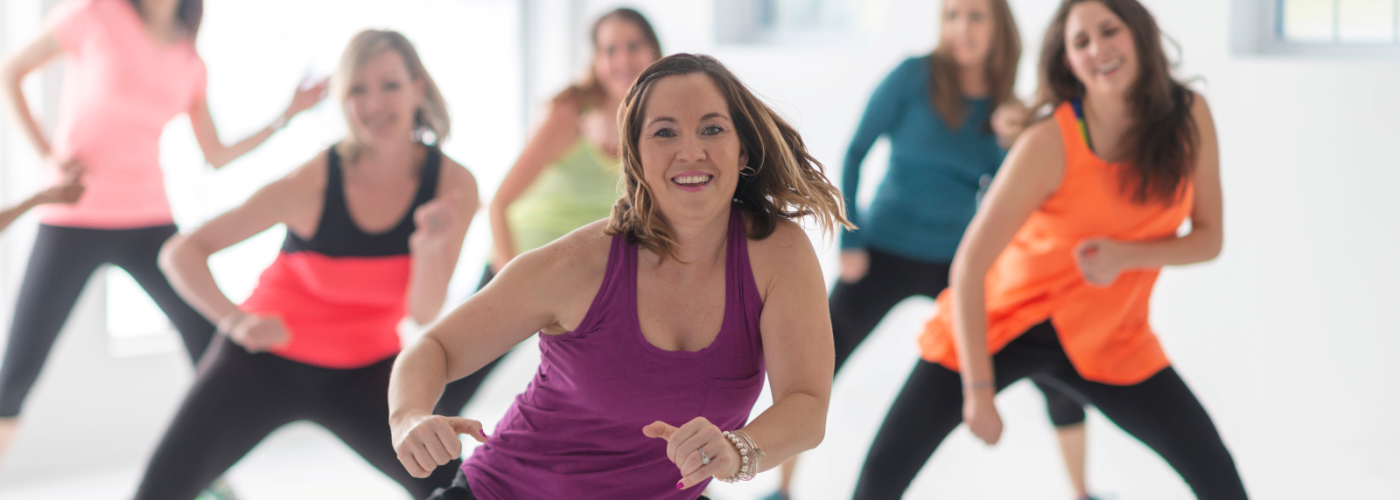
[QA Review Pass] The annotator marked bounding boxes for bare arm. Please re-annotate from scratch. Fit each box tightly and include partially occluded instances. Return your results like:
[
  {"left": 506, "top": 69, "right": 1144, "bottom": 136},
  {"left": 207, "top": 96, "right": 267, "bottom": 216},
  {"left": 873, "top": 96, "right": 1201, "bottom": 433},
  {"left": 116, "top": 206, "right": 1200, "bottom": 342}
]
[
  {"left": 950, "top": 120, "right": 1064, "bottom": 444},
  {"left": 404, "top": 157, "right": 480, "bottom": 324},
  {"left": 0, "top": 181, "right": 84, "bottom": 232},
  {"left": 189, "top": 78, "right": 328, "bottom": 169},
  {"left": 488, "top": 97, "right": 582, "bottom": 269},
  {"left": 735, "top": 222, "right": 834, "bottom": 468},
  {"left": 390, "top": 231, "right": 592, "bottom": 477},
  {"left": 0, "top": 30, "right": 62, "bottom": 163},
  {"left": 159, "top": 156, "right": 323, "bottom": 324}
]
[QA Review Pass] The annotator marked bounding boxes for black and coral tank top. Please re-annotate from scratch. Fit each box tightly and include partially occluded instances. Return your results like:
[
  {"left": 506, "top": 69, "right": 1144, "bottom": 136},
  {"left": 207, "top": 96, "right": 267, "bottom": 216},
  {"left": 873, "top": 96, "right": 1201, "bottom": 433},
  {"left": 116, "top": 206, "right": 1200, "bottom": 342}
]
[{"left": 241, "top": 145, "right": 441, "bottom": 369}]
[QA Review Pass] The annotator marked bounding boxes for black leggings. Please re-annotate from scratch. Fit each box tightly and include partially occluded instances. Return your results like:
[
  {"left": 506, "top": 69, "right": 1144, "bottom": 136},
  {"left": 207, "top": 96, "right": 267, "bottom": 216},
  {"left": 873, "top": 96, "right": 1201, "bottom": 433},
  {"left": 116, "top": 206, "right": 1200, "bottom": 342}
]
[
  {"left": 831, "top": 248, "right": 1084, "bottom": 427},
  {"left": 135, "top": 336, "right": 459, "bottom": 499},
  {"left": 0, "top": 224, "right": 214, "bottom": 417},
  {"left": 853, "top": 322, "right": 1248, "bottom": 499}
]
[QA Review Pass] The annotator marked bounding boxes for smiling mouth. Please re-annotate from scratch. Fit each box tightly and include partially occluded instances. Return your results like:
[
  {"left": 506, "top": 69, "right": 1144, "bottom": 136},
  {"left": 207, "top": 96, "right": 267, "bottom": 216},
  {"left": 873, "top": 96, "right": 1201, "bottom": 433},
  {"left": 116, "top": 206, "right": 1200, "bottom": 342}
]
[
  {"left": 673, "top": 174, "right": 712, "bottom": 185},
  {"left": 1096, "top": 60, "right": 1123, "bottom": 75},
  {"left": 671, "top": 174, "right": 714, "bottom": 191}
]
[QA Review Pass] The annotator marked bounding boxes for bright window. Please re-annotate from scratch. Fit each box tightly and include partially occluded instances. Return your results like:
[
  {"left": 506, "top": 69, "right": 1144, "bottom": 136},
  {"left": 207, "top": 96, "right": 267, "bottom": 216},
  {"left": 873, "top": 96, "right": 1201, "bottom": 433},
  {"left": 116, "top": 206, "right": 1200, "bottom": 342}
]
[
  {"left": 715, "top": 0, "right": 882, "bottom": 44},
  {"left": 106, "top": 0, "right": 523, "bottom": 339},
  {"left": 1280, "top": 0, "right": 1400, "bottom": 43}
]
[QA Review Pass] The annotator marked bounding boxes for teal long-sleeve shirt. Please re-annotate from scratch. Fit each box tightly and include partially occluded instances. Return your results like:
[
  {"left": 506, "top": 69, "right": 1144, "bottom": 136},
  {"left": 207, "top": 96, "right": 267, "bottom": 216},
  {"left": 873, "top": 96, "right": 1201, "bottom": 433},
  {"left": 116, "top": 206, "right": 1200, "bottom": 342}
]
[{"left": 840, "top": 56, "right": 1007, "bottom": 262}]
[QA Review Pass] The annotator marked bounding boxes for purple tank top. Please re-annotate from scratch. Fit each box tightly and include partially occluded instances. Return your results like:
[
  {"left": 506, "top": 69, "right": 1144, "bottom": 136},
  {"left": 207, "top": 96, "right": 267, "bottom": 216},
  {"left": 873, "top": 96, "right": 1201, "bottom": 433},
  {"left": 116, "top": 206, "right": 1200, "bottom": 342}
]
[{"left": 462, "top": 207, "right": 767, "bottom": 499}]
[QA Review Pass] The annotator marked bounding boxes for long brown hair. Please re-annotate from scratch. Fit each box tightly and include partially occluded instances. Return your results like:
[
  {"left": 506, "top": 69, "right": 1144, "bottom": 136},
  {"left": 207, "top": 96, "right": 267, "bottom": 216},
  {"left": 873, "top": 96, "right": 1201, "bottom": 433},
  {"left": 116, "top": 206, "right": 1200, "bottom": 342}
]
[
  {"left": 928, "top": 0, "right": 1021, "bottom": 130},
  {"left": 1034, "top": 0, "right": 1197, "bottom": 205},
  {"left": 606, "top": 54, "right": 853, "bottom": 262},
  {"left": 555, "top": 8, "right": 662, "bottom": 112},
  {"left": 127, "top": 0, "right": 203, "bottom": 39},
  {"left": 332, "top": 30, "right": 451, "bottom": 162}
]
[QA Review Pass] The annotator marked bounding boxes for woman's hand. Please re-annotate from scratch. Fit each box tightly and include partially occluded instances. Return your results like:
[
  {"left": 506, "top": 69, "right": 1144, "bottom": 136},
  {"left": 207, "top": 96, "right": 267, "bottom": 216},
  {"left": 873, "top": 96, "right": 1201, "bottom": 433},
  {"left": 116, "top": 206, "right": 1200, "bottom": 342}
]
[
  {"left": 283, "top": 77, "right": 329, "bottom": 120},
  {"left": 643, "top": 418, "right": 740, "bottom": 490},
  {"left": 991, "top": 100, "right": 1030, "bottom": 148},
  {"left": 32, "top": 176, "right": 84, "bottom": 205},
  {"left": 409, "top": 195, "right": 460, "bottom": 257},
  {"left": 392, "top": 413, "right": 487, "bottom": 478},
  {"left": 962, "top": 388, "right": 1003, "bottom": 445},
  {"left": 228, "top": 314, "right": 291, "bottom": 353},
  {"left": 838, "top": 249, "right": 869, "bottom": 284},
  {"left": 1074, "top": 238, "right": 1129, "bottom": 287},
  {"left": 45, "top": 156, "right": 84, "bottom": 178}
]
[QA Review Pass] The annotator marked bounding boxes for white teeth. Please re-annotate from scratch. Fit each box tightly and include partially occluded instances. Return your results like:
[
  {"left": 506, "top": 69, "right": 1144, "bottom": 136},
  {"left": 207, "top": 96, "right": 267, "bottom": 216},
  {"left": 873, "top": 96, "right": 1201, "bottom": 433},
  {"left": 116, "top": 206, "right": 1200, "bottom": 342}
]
[
  {"left": 673, "top": 175, "right": 712, "bottom": 185},
  {"left": 1097, "top": 61, "right": 1122, "bottom": 74}
]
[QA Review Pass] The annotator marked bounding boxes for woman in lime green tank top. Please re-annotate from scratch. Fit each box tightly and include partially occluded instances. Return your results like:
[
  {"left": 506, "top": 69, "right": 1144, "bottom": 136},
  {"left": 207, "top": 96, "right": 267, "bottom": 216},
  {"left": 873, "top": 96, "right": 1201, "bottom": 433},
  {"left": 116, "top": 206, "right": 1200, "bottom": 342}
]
[
  {"left": 431, "top": 8, "right": 663, "bottom": 417},
  {"left": 486, "top": 8, "right": 663, "bottom": 278}
]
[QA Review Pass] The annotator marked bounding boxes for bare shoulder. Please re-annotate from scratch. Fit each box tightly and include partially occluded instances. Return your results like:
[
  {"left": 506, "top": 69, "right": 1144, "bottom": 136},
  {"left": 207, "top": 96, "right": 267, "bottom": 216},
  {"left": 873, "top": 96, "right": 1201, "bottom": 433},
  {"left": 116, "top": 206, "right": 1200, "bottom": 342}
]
[
  {"left": 1018, "top": 116, "right": 1065, "bottom": 158},
  {"left": 746, "top": 218, "right": 821, "bottom": 300},
  {"left": 507, "top": 219, "right": 612, "bottom": 289},
  {"left": 1189, "top": 91, "right": 1215, "bottom": 124},
  {"left": 254, "top": 150, "right": 330, "bottom": 233},
  {"left": 436, "top": 153, "right": 480, "bottom": 201},
  {"left": 261, "top": 150, "right": 328, "bottom": 203}
]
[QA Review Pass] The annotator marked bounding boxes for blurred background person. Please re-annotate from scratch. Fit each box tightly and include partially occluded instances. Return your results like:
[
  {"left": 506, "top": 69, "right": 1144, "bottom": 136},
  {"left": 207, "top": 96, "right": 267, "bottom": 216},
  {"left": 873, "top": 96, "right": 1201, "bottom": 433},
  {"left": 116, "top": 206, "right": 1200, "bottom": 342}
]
[
  {"left": 134, "top": 30, "right": 476, "bottom": 499},
  {"left": 0, "top": 0, "right": 324, "bottom": 469}
]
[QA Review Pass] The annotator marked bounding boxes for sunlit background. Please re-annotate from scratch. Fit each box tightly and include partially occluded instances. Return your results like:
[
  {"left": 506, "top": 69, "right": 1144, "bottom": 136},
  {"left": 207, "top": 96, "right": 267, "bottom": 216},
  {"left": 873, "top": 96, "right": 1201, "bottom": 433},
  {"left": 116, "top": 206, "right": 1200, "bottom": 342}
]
[{"left": 0, "top": 0, "right": 1396, "bottom": 498}]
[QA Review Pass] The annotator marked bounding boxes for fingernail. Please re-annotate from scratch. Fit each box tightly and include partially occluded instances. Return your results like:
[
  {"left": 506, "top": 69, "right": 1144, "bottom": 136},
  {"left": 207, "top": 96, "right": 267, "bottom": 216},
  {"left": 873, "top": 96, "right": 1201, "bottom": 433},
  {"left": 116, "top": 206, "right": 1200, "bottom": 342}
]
[{"left": 676, "top": 481, "right": 684, "bottom": 489}]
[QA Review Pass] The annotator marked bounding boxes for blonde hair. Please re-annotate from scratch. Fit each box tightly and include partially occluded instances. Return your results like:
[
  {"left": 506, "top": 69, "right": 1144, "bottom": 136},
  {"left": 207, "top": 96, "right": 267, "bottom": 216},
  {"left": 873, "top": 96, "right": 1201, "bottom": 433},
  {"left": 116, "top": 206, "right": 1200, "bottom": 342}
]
[
  {"left": 333, "top": 30, "right": 449, "bottom": 161},
  {"left": 606, "top": 54, "right": 853, "bottom": 262}
]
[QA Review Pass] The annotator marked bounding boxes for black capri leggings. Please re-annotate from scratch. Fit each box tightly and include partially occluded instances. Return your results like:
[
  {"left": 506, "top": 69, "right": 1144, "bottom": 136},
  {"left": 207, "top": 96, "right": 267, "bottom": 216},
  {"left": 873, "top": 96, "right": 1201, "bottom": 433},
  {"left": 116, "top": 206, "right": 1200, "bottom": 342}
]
[
  {"left": 0, "top": 224, "right": 215, "bottom": 417},
  {"left": 135, "top": 335, "right": 459, "bottom": 499},
  {"left": 830, "top": 247, "right": 1085, "bottom": 427},
  {"left": 853, "top": 321, "right": 1248, "bottom": 500}
]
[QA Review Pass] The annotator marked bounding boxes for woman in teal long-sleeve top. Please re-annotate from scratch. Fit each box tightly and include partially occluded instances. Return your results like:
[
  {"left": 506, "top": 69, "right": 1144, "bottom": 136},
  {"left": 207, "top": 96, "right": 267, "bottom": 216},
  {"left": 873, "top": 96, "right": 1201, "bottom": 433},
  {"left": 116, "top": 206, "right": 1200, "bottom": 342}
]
[{"left": 767, "top": 1, "right": 1103, "bottom": 500}]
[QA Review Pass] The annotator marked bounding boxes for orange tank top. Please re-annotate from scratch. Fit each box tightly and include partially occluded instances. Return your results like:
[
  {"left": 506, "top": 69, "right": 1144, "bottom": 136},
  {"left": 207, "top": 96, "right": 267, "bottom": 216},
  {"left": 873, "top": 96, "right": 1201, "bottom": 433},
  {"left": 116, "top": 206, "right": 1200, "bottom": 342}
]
[{"left": 918, "top": 102, "right": 1195, "bottom": 385}]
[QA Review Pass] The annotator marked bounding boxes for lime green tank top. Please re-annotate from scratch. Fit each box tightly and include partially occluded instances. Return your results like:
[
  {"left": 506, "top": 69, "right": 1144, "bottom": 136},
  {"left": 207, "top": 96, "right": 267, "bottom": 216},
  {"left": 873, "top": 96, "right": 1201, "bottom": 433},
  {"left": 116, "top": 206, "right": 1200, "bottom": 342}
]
[{"left": 506, "top": 139, "right": 622, "bottom": 253}]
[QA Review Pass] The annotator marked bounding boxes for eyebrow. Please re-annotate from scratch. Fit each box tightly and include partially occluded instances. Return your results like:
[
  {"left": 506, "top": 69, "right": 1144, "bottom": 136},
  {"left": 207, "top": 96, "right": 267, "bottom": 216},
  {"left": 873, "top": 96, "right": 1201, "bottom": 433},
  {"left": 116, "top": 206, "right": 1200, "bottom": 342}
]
[{"left": 647, "top": 112, "right": 731, "bottom": 126}]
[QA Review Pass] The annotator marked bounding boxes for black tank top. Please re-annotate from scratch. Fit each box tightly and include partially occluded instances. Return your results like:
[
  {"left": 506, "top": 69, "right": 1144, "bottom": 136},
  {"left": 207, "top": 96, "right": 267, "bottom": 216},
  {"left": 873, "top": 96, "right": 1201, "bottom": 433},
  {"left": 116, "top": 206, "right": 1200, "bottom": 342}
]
[{"left": 282, "top": 145, "right": 442, "bottom": 257}]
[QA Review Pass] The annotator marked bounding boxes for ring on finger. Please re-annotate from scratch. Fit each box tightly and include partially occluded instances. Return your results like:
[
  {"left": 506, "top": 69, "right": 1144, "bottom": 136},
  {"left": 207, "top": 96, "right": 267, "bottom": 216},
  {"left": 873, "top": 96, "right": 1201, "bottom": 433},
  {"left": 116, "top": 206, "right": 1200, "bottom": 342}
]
[{"left": 700, "top": 448, "right": 710, "bottom": 465}]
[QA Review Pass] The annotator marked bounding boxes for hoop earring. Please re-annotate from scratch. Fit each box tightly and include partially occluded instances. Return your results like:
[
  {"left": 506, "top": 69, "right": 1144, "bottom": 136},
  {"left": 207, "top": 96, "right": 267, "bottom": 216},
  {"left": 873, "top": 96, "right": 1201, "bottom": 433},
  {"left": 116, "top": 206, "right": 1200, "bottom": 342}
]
[{"left": 740, "top": 165, "right": 757, "bottom": 178}]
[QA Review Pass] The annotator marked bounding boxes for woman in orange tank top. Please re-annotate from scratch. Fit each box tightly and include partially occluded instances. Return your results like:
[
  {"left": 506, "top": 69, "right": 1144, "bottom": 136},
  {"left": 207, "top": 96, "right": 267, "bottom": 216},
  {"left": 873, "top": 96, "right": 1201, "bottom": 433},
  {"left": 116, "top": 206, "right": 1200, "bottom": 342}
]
[{"left": 852, "top": 1, "right": 1247, "bottom": 499}]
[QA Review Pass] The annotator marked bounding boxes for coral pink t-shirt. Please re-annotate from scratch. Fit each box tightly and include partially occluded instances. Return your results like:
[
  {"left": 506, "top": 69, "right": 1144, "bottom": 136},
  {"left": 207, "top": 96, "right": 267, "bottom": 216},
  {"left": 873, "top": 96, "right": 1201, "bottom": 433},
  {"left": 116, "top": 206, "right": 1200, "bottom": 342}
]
[{"left": 40, "top": 0, "right": 207, "bottom": 228}]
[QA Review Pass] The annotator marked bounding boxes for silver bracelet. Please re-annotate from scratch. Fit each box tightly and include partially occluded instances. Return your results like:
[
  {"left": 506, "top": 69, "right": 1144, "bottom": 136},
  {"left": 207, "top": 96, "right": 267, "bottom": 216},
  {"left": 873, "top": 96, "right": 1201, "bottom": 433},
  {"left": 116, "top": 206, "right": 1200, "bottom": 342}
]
[{"left": 717, "top": 430, "right": 764, "bottom": 483}]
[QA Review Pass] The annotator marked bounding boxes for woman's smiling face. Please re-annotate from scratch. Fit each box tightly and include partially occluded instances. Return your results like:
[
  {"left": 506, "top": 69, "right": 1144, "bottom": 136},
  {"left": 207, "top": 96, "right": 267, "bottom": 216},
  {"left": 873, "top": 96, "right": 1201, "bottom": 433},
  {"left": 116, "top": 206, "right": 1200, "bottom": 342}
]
[
  {"left": 1064, "top": 1, "right": 1139, "bottom": 98},
  {"left": 637, "top": 73, "right": 748, "bottom": 223}
]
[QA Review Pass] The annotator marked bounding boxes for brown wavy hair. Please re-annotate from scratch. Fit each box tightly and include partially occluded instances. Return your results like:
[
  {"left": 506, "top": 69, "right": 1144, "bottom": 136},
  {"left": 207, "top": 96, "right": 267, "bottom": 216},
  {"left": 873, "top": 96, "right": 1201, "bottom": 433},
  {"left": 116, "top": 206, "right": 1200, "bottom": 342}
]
[
  {"left": 127, "top": 0, "right": 202, "bottom": 39},
  {"left": 606, "top": 54, "right": 853, "bottom": 262},
  {"left": 1034, "top": 0, "right": 1197, "bottom": 205},
  {"left": 555, "top": 8, "right": 662, "bottom": 112},
  {"left": 928, "top": 0, "right": 1021, "bottom": 130}
]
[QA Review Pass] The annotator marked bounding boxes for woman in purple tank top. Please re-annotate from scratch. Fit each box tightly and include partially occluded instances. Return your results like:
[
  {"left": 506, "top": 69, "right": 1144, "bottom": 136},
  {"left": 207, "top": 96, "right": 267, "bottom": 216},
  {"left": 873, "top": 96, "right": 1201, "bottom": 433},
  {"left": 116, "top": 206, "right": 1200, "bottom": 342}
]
[{"left": 388, "top": 54, "right": 852, "bottom": 499}]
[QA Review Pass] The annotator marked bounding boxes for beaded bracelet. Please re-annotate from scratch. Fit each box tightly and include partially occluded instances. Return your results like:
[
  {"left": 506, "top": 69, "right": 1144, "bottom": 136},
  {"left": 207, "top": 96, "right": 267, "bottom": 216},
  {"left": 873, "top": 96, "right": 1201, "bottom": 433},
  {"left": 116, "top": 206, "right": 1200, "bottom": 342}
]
[{"left": 716, "top": 430, "right": 765, "bottom": 483}]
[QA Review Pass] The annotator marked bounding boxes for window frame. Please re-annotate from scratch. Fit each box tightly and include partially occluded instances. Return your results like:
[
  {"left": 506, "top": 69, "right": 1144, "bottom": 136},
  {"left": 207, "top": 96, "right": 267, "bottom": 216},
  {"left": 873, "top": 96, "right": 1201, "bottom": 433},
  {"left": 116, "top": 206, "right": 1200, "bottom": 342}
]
[{"left": 1234, "top": 0, "right": 1400, "bottom": 56}]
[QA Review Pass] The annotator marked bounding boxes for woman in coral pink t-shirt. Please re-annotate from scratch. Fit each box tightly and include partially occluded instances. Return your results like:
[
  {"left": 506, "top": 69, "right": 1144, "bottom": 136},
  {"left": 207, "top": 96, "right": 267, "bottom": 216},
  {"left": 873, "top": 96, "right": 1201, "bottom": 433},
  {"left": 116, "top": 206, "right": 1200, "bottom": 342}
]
[{"left": 0, "top": 0, "right": 324, "bottom": 458}]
